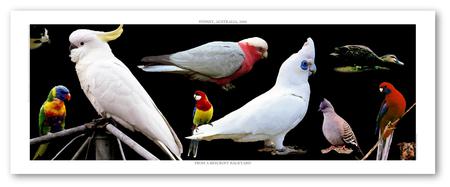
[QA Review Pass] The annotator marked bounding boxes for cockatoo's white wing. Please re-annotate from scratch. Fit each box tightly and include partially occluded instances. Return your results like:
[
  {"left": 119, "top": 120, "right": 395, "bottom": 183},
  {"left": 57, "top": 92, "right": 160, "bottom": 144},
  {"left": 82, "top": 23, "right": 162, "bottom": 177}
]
[
  {"left": 187, "top": 90, "right": 308, "bottom": 142},
  {"left": 79, "top": 57, "right": 183, "bottom": 157},
  {"left": 142, "top": 42, "right": 244, "bottom": 78}
]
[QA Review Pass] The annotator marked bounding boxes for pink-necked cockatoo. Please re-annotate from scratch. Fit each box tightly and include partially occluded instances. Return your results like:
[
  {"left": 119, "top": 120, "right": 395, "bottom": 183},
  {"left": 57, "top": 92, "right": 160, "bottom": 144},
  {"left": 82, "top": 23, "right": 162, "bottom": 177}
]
[
  {"left": 186, "top": 38, "right": 316, "bottom": 155},
  {"left": 319, "top": 98, "right": 364, "bottom": 159},
  {"left": 138, "top": 37, "right": 268, "bottom": 91},
  {"left": 68, "top": 24, "right": 183, "bottom": 160}
]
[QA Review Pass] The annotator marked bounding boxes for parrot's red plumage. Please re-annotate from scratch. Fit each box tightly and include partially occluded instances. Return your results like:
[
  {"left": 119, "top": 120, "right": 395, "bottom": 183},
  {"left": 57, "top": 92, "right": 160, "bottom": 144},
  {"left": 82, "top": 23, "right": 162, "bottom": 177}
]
[
  {"left": 194, "top": 90, "right": 212, "bottom": 111},
  {"left": 213, "top": 42, "right": 263, "bottom": 86},
  {"left": 376, "top": 82, "right": 406, "bottom": 160}
]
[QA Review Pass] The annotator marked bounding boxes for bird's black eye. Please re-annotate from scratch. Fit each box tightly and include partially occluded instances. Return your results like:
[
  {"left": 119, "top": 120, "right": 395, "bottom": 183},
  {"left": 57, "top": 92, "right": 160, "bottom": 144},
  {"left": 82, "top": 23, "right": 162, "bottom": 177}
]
[{"left": 80, "top": 42, "right": 84, "bottom": 46}]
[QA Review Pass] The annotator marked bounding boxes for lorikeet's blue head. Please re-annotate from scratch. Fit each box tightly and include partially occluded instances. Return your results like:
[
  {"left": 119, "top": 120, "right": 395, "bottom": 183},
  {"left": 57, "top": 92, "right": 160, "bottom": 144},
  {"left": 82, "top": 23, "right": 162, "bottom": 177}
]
[{"left": 51, "top": 85, "right": 71, "bottom": 102}]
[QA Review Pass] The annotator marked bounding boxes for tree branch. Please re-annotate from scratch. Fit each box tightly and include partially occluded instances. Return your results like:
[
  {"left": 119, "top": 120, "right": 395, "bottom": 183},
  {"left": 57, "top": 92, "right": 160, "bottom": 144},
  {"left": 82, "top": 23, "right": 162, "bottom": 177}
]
[{"left": 362, "top": 103, "right": 416, "bottom": 160}]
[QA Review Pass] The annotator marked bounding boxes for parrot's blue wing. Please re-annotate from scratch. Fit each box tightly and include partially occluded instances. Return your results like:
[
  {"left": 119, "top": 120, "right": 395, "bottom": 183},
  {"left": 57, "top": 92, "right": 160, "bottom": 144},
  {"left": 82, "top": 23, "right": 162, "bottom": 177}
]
[
  {"left": 192, "top": 107, "right": 197, "bottom": 118},
  {"left": 375, "top": 100, "right": 388, "bottom": 134}
]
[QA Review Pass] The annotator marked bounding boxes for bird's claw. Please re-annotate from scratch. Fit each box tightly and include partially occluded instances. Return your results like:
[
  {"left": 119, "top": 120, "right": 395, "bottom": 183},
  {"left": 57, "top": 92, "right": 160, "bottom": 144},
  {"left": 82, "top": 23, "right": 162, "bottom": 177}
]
[
  {"left": 271, "top": 146, "right": 307, "bottom": 155},
  {"left": 322, "top": 145, "right": 353, "bottom": 154},
  {"left": 221, "top": 84, "right": 236, "bottom": 91}
]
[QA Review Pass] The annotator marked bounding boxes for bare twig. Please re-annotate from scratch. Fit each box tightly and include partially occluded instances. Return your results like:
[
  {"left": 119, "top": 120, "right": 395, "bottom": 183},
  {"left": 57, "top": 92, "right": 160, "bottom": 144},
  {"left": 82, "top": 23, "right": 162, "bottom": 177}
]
[
  {"left": 362, "top": 103, "right": 416, "bottom": 160},
  {"left": 51, "top": 134, "right": 86, "bottom": 160},
  {"left": 30, "top": 122, "right": 94, "bottom": 145},
  {"left": 105, "top": 124, "right": 159, "bottom": 160}
]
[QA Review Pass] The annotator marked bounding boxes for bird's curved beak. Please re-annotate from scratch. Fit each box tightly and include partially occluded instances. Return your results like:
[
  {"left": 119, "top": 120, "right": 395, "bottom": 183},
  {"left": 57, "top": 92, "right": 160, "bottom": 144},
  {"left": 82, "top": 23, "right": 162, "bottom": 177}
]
[
  {"left": 69, "top": 43, "right": 77, "bottom": 51},
  {"left": 262, "top": 51, "right": 268, "bottom": 59},
  {"left": 379, "top": 88, "right": 384, "bottom": 93},
  {"left": 309, "top": 63, "right": 317, "bottom": 75},
  {"left": 98, "top": 24, "right": 123, "bottom": 42},
  {"left": 65, "top": 93, "right": 71, "bottom": 101}
]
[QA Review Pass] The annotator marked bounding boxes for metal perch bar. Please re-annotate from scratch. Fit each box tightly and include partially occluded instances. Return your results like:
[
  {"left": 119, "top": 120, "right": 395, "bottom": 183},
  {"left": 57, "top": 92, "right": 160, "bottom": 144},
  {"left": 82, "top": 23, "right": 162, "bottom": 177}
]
[
  {"left": 71, "top": 135, "right": 93, "bottom": 160},
  {"left": 362, "top": 103, "right": 416, "bottom": 160},
  {"left": 105, "top": 123, "right": 159, "bottom": 160},
  {"left": 30, "top": 122, "right": 95, "bottom": 145},
  {"left": 117, "top": 138, "right": 127, "bottom": 160},
  {"left": 51, "top": 133, "right": 86, "bottom": 160}
]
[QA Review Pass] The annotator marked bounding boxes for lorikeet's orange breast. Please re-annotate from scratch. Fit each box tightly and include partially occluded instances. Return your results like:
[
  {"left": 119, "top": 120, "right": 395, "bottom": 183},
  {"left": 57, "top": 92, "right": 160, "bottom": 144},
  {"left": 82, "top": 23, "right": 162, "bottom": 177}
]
[{"left": 44, "top": 99, "right": 66, "bottom": 117}]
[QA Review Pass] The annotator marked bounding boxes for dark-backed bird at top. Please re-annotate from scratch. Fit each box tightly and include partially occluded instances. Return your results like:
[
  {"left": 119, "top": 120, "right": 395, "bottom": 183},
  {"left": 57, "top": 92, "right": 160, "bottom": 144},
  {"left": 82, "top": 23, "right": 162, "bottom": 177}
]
[
  {"left": 330, "top": 45, "right": 404, "bottom": 73},
  {"left": 138, "top": 37, "right": 268, "bottom": 91}
]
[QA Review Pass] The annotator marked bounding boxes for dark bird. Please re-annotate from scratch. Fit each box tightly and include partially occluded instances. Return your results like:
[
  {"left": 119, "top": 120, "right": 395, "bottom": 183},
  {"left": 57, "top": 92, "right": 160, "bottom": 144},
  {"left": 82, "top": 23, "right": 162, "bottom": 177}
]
[{"left": 330, "top": 45, "right": 404, "bottom": 73}]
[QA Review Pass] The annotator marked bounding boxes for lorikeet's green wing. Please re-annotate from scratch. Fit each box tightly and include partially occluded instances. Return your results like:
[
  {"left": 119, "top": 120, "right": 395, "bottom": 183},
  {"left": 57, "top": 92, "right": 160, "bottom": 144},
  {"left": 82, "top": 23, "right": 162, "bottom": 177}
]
[
  {"left": 38, "top": 102, "right": 50, "bottom": 136},
  {"left": 34, "top": 103, "right": 49, "bottom": 160}
]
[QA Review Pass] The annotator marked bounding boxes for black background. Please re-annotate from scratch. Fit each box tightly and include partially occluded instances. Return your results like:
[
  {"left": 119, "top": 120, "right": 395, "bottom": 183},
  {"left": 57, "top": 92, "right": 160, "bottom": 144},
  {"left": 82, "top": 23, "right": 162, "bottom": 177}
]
[{"left": 30, "top": 24, "right": 415, "bottom": 160}]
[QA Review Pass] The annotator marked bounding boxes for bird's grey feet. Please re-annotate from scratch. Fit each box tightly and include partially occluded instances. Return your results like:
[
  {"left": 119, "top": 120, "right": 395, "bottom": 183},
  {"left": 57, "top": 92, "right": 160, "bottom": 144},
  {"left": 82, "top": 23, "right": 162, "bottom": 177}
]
[
  {"left": 271, "top": 146, "right": 307, "bottom": 155},
  {"left": 221, "top": 83, "right": 236, "bottom": 91}
]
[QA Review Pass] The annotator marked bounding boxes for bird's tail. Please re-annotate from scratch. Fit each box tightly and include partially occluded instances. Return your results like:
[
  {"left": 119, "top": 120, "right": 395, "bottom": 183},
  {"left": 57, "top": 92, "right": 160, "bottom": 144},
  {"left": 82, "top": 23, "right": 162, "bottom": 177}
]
[
  {"left": 187, "top": 140, "right": 200, "bottom": 158},
  {"left": 32, "top": 143, "right": 49, "bottom": 160},
  {"left": 382, "top": 132, "right": 394, "bottom": 160},
  {"left": 139, "top": 55, "right": 188, "bottom": 73},
  {"left": 138, "top": 65, "right": 187, "bottom": 73}
]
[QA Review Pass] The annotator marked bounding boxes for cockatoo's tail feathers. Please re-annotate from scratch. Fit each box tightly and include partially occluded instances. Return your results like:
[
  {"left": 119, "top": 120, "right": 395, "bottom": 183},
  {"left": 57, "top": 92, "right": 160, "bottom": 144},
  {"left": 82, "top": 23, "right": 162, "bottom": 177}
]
[
  {"left": 138, "top": 65, "right": 187, "bottom": 73},
  {"left": 97, "top": 24, "right": 123, "bottom": 42}
]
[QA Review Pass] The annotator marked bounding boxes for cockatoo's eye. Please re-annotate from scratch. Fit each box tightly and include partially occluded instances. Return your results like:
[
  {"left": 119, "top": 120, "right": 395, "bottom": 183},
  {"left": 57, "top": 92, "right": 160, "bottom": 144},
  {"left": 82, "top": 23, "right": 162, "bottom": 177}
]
[
  {"left": 300, "top": 60, "right": 308, "bottom": 70},
  {"left": 80, "top": 42, "right": 84, "bottom": 46}
]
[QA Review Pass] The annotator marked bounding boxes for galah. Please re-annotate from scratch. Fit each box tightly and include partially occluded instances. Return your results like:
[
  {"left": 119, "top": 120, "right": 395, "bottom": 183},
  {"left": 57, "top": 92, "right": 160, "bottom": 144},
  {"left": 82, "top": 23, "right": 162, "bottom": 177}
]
[
  {"left": 188, "top": 90, "right": 213, "bottom": 158},
  {"left": 319, "top": 98, "right": 364, "bottom": 159},
  {"left": 186, "top": 38, "right": 316, "bottom": 154},
  {"left": 376, "top": 82, "right": 406, "bottom": 160},
  {"left": 68, "top": 24, "right": 183, "bottom": 160},
  {"left": 33, "top": 85, "right": 71, "bottom": 160},
  {"left": 138, "top": 37, "right": 268, "bottom": 90}
]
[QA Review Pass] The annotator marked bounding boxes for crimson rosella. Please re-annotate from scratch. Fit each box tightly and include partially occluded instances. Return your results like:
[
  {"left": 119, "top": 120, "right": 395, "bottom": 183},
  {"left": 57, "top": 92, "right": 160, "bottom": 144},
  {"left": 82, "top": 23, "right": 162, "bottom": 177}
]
[{"left": 376, "top": 82, "right": 406, "bottom": 160}]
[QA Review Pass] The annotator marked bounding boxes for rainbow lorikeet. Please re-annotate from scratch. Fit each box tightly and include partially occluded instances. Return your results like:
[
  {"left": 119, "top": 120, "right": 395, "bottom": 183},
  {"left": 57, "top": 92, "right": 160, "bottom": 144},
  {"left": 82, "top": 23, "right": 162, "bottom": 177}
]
[
  {"left": 188, "top": 90, "right": 213, "bottom": 158},
  {"left": 33, "top": 85, "right": 71, "bottom": 160}
]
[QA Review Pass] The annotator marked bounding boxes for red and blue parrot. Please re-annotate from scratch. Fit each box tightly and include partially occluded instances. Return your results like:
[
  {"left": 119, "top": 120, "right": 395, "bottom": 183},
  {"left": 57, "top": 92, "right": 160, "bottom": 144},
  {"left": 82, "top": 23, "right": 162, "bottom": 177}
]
[
  {"left": 376, "top": 82, "right": 406, "bottom": 160},
  {"left": 33, "top": 85, "right": 71, "bottom": 160},
  {"left": 187, "top": 90, "right": 213, "bottom": 158}
]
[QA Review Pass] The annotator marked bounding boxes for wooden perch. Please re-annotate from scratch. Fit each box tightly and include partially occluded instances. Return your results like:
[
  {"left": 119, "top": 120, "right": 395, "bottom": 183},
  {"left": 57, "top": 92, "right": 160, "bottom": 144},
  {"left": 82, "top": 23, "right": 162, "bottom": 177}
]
[
  {"left": 105, "top": 123, "right": 159, "bottom": 160},
  {"left": 30, "top": 122, "right": 94, "bottom": 145},
  {"left": 362, "top": 103, "right": 416, "bottom": 160}
]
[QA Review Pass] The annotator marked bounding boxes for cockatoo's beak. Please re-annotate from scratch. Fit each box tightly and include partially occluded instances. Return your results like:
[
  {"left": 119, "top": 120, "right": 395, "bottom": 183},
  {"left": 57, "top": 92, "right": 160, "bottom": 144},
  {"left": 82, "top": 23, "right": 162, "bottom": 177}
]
[
  {"left": 309, "top": 63, "right": 317, "bottom": 75},
  {"left": 97, "top": 24, "right": 124, "bottom": 42},
  {"left": 262, "top": 51, "right": 268, "bottom": 59}
]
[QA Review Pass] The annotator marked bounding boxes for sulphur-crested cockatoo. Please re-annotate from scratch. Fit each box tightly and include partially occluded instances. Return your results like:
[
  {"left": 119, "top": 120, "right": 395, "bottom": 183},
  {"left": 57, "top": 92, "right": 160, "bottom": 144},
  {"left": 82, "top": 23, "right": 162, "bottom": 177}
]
[
  {"left": 69, "top": 25, "right": 183, "bottom": 160},
  {"left": 186, "top": 38, "right": 316, "bottom": 154}
]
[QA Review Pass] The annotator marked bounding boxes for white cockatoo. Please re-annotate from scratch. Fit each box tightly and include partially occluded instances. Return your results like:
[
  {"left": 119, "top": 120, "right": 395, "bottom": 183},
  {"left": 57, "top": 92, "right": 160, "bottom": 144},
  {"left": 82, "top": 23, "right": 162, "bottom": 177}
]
[
  {"left": 186, "top": 38, "right": 316, "bottom": 153},
  {"left": 68, "top": 25, "right": 183, "bottom": 160}
]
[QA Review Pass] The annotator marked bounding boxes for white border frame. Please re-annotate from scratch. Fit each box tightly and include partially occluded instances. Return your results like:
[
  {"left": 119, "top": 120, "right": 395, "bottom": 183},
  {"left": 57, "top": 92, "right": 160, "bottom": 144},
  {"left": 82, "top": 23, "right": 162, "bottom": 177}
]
[{"left": 10, "top": 10, "right": 435, "bottom": 174}]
